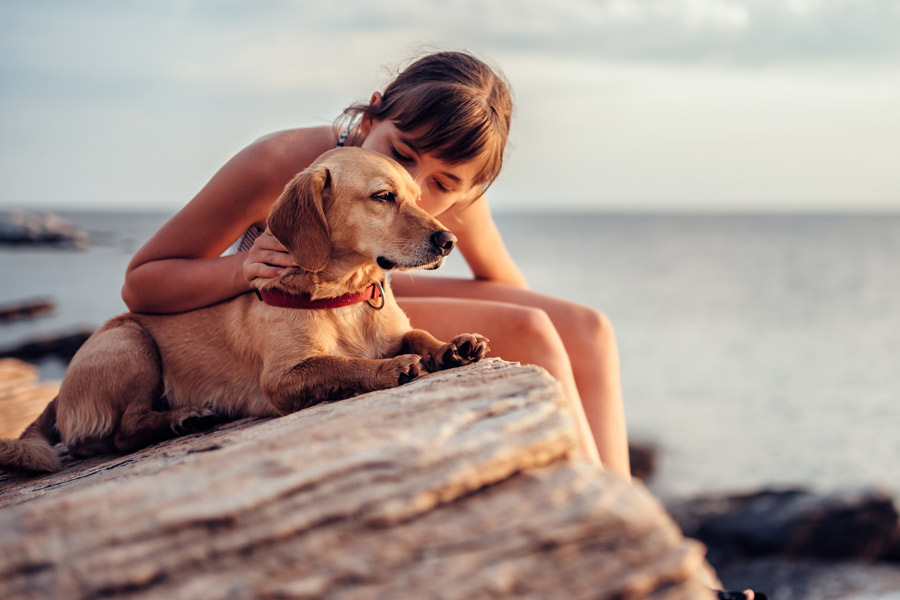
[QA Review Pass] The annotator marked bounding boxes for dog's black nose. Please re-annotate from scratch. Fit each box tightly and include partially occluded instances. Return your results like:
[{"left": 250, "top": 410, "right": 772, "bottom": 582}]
[{"left": 430, "top": 230, "right": 457, "bottom": 256}]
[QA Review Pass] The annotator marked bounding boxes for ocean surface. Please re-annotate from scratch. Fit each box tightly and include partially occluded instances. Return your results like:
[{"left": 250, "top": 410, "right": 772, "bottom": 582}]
[{"left": 1, "top": 210, "right": 898, "bottom": 501}]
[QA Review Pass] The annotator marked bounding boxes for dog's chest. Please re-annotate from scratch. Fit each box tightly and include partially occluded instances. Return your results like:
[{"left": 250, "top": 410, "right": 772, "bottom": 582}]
[{"left": 327, "top": 308, "right": 396, "bottom": 359}]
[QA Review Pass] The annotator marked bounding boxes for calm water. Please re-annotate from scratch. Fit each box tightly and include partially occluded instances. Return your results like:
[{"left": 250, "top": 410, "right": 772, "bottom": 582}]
[{"left": 1, "top": 210, "right": 898, "bottom": 500}]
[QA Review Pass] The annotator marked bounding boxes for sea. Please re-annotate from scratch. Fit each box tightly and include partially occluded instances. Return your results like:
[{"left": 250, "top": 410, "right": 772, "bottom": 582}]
[{"left": 1, "top": 210, "right": 898, "bottom": 502}]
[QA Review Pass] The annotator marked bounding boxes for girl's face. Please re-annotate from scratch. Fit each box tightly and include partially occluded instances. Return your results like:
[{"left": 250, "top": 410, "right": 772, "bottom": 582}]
[{"left": 360, "top": 118, "right": 481, "bottom": 218}]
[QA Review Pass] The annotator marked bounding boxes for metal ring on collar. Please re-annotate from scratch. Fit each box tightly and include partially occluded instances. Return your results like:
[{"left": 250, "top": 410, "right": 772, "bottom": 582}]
[{"left": 367, "top": 280, "right": 386, "bottom": 311}]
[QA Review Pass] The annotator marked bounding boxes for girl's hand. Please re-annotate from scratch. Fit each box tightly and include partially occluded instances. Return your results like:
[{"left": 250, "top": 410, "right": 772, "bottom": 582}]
[{"left": 242, "top": 228, "right": 296, "bottom": 284}]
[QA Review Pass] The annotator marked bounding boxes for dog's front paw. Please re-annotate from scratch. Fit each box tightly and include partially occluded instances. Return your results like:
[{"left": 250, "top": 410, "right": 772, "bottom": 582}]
[
  {"left": 381, "top": 354, "right": 423, "bottom": 387},
  {"left": 170, "top": 406, "right": 220, "bottom": 436},
  {"left": 435, "top": 333, "right": 490, "bottom": 370}
]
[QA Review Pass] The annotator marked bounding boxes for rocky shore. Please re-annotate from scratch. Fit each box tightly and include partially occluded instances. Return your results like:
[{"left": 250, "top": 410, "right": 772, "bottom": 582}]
[
  {"left": 666, "top": 487, "right": 900, "bottom": 599},
  {"left": 0, "top": 209, "right": 89, "bottom": 248}
]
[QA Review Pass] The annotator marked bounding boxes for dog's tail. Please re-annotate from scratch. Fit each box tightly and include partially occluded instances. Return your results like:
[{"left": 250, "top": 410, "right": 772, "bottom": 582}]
[{"left": 0, "top": 397, "right": 61, "bottom": 472}]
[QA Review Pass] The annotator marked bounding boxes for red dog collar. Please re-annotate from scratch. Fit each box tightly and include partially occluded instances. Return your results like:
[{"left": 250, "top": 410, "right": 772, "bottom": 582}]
[{"left": 254, "top": 281, "right": 385, "bottom": 310}]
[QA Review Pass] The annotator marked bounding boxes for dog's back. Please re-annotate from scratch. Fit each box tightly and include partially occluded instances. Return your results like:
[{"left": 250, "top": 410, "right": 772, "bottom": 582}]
[{"left": 129, "top": 286, "right": 411, "bottom": 418}]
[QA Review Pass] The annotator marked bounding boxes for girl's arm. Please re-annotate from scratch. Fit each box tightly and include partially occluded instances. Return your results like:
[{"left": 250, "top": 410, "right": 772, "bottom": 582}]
[
  {"left": 122, "top": 129, "right": 328, "bottom": 314},
  {"left": 443, "top": 196, "right": 529, "bottom": 288}
]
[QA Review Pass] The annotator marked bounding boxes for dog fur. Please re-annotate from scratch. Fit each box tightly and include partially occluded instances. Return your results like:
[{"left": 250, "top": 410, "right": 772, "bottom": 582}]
[{"left": 0, "top": 147, "right": 488, "bottom": 472}]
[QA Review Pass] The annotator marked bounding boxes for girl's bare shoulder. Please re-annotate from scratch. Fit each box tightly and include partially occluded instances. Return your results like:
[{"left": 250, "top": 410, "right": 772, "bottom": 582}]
[{"left": 247, "top": 126, "right": 339, "bottom": 177}]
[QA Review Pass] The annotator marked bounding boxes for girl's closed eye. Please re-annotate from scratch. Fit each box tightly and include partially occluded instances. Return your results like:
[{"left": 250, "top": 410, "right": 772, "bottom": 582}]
[{"left": 390, "top": 146, "right": 414, "bottom": 164}]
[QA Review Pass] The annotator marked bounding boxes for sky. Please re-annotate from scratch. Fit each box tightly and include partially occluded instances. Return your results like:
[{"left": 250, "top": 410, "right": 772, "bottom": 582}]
[{"left": 1, "top": 0, "right": 899, "bottom": 213}]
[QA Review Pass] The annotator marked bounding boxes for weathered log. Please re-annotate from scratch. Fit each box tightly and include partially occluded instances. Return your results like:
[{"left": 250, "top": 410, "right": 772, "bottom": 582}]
[{"left": 0, "top": 359, "right": 718, "bottom": 599}]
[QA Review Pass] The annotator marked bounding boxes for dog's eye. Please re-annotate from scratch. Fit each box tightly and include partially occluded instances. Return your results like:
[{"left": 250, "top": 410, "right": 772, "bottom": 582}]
[{"left": 372, "top": 191, "right": 396, "bottom": 203}]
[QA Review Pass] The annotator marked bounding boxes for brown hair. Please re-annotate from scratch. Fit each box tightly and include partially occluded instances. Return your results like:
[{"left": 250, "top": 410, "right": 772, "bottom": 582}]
[{"left": 340, "top": 51, "right": 513, "bottom": 192}]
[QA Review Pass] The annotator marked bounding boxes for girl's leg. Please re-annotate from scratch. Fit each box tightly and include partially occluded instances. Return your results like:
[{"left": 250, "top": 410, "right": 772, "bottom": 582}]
[
  {"left": 397, "top": 297, "right": 602, "bottom": 466},
  {"left": 393, "top": 274, "right": 629, "bottom": 479}
]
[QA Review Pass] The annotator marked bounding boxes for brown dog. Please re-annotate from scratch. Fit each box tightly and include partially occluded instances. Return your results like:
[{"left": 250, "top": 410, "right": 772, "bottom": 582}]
[{"left": 0, "top": 147, "right": 488, "bottom": 472}]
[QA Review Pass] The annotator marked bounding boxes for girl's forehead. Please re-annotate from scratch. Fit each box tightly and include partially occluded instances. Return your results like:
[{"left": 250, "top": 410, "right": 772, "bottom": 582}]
[{"left": 389, "top": 126, "right": 485, "bottom": 189}]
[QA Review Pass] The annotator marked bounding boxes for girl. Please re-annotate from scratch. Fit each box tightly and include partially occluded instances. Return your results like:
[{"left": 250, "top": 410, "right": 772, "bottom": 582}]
[{"left": 121, "top": 51, "right": 630, "bottom": 480}]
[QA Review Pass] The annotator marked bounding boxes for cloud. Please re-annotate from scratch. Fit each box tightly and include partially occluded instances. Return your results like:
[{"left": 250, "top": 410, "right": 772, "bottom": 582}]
[
  {"left": 444, "top": 0, "right": 900, "bottom": 66},
  {"left": 4, "top": 0, "right": 898, "bottom": 104},
  {"left": 1, "top": 0, "right": 899, "bottom": 210}
]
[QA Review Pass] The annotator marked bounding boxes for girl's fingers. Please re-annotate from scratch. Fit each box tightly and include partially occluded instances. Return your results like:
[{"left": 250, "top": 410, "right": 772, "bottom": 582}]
[
  {"left": 254, "top": 250, "right": 296, "bottom": 268},
  {"left": 251, "top": 263, "right": 285, "bottom": 279},
  {"left": 247, "top": 229, "right": 296, "bottom": 269},
  {"left": 254, "top": 229, "right": 288, "bottom": 252},
  {"left": 243, "top": 253, "right": 290, "bottom": 284},
  {"left": 243, "top": 261, "right": 284, "bottom": 284}
]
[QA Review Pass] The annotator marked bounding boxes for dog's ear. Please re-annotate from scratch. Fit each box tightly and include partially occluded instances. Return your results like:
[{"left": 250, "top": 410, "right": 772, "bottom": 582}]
[{"left": 268, "top": 166, "right": 332, "bottom": 273}]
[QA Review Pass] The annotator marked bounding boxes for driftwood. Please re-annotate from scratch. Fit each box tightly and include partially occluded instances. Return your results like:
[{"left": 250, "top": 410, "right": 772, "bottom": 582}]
[{"left": 0, "top": 359, "right": 718, "bottom": 599}]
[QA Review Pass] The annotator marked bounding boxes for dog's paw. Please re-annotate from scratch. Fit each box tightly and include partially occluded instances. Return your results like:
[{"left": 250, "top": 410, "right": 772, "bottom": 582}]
[
  {"left": 435, "top": 334, "right": 490, "bottom": 370},
  {"left": 382, "top": 354, "right": 423, "bottom": 387},
  {"left": 170, "top": 407, "right": 220, "bottom": 436}
]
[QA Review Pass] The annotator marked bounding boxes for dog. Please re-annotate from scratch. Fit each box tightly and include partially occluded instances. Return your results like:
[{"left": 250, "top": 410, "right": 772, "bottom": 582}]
[{"left": 0, "top": 147, "right": 489, "bottom": 472}]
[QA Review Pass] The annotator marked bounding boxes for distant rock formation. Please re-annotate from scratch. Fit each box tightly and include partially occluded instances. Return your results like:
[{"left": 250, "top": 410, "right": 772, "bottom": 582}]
[
  {"left": 0, "top": 328, "right": 93, "bottom": 363},
  {"left": 669, "top": 488, "right": 900, "bottom": 599},
  {"left": 0, "top": 359, "right": 720, "bottom": 599},
  {"left": 0, "top": 209, "right": 89, "bottom": 247},
  {"left": 0, "top": 298, "right": 55, "bottom": 323},
  {"left": 668, "top": 487, "right": 900, "bottom": 565}
]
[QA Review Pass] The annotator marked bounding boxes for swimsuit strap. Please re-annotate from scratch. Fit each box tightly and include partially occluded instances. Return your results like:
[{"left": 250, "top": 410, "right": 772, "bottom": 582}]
[
  {"left": 235, "top": 224, "right": 263, "bottom": 253},
  {"left": 337, "top": 128, "right": 349, "bottom": 148}
]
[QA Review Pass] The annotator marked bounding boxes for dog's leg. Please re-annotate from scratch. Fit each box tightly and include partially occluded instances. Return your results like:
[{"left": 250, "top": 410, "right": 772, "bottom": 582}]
[
  {"left": 263, "top": 354, "right": 423, "bottom": 415},
  {"left": 58, "top": 316, "right": 219, "bottom": 457},
  {"left": 113, "top": 397, "right": 220, "bottom": 454},
  {"left": 402, "top": 329, "right": 489, "bottom": 372},
  {"left": 109, "top": 320, "right": 218, "bottom": 453}
]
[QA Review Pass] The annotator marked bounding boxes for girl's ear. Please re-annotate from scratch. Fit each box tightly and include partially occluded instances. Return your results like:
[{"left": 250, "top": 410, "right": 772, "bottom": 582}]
[
  {"left": 359, "top": 92, "right": 383, "bottom": 136},
  {"left": 267, "top": 166, "right": 332, "bottom": 273}
]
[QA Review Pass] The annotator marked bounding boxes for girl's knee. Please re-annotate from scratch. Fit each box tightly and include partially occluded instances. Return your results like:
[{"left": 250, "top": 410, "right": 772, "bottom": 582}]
[
  {"left": 503, "top": 306, "right": 571, "bottom": 369},
  {"left": 568, "top": 305, "right": 618, "bottom": 352},
  {"left": 511, "top": 306, "right": 557, "bottom": 343}
]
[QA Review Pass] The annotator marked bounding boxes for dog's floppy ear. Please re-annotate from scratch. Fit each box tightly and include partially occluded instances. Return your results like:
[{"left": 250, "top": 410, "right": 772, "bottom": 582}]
[{"left": 268, "top": 166, "right": 332, "bottom": 272}]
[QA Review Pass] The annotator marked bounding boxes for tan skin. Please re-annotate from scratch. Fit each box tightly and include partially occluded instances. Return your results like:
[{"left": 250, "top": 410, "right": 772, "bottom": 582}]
[{"left": 123, "top": 95, "right": 630, "bottom": 478}]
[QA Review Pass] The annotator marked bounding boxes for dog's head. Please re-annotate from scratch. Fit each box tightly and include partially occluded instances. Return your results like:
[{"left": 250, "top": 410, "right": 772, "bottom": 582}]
[{"left": 268, "top": 147, "right": 456, "bottom": 275}]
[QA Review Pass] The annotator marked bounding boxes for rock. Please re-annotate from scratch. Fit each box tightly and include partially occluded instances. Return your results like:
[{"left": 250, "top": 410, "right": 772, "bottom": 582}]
[
  {"left": 667, "top": 487, "right": 900, "bottom": 566},
  {"left": 0, "top": 359, "right": 719, "bottom": 599},
  {"left": 629, "top": 440, "right": 658, "bottom": 481},
  {"left": 0, "top": 359, "right": 59, "bottom": 438},
  {"left": 717, "top": 557, "right": 900, "bottom": 600},
  {"left": 0, "top": 298, "right": 56, "bottom": 323},
  {"left": 0, "top": 209, "right": 89, "bottom": 247},
  {"left": 0, "top": 327, "right": 94, "bottom": 362}
]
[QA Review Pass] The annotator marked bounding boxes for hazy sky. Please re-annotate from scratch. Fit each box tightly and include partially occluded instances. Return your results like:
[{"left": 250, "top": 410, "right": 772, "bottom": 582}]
[{"left": 2, "top": 0, "right": 899, "bottom": 212}]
